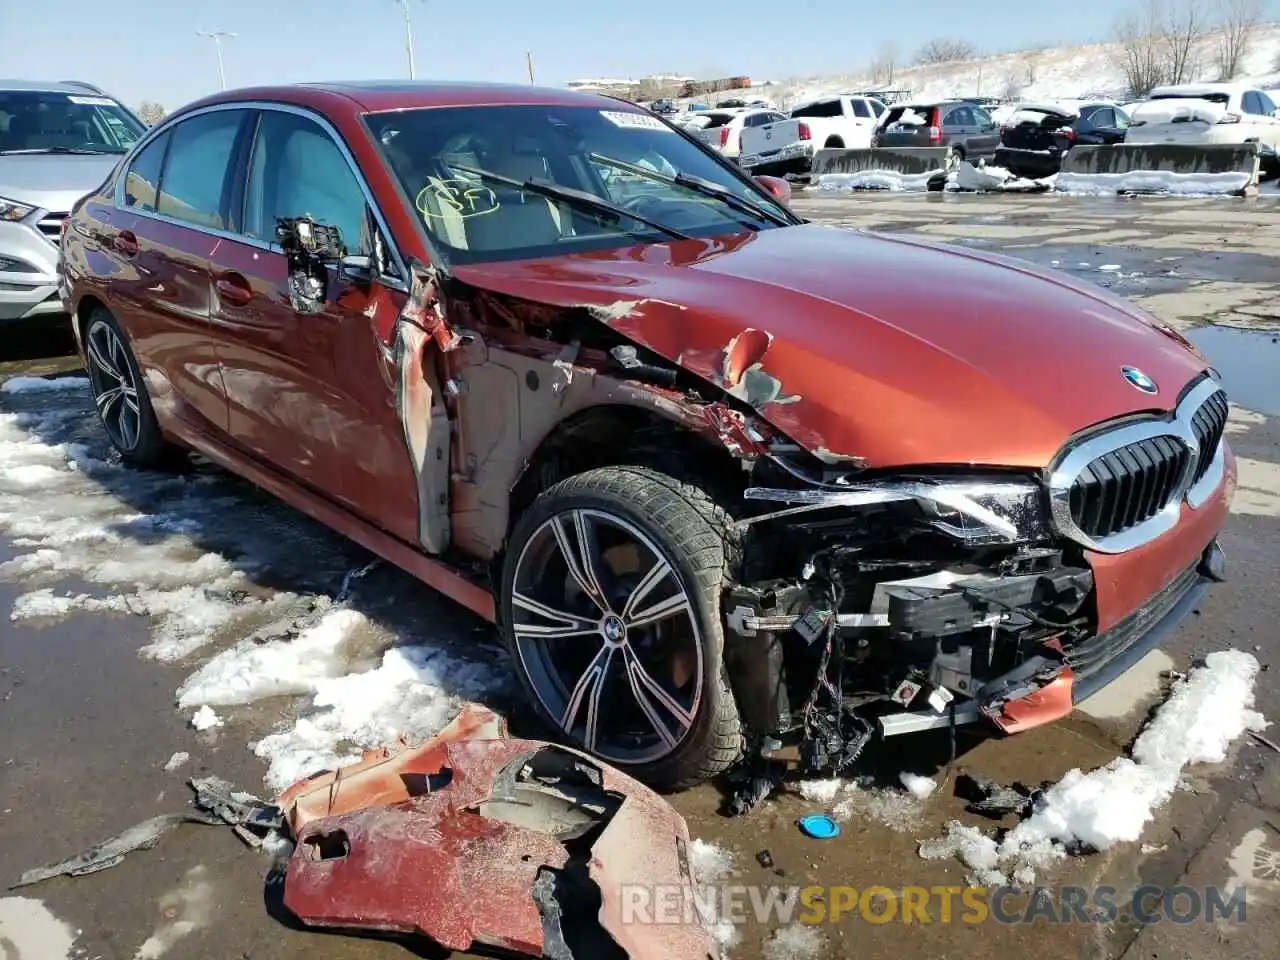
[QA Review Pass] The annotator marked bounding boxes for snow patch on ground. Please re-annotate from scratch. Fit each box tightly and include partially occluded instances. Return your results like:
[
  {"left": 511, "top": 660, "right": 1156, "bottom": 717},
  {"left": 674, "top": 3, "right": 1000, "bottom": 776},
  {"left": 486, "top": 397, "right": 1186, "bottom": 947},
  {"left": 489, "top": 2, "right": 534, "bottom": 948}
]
[
  {"left": 176, "top": 608, "right": 369, "bottom": 708},
  {"left": 796, "top": 776, "right": 928, "bottom": 832},
  {"left": 689, "top": 839, "right": 740, "bottom": 952},
  {"left": 815, "top": 170, "right": 939, "bottom": 192},
  {"left": 0, "top": 376, "right": 89, "bottom": 395},
  {"left": 952, "top": 162, "right": 1049, "bottom": 193},
  {"left": 0, "top": 896, "right": 78, "bottom": 959},
  {"left": 162, "top": 751, "right": 189, "bottom": 772},
  {"left": 762, "top": 922, "right": 826, "bottom": 960},
  {"left": 0, "top": 388, "right": 506, "bottom": 791},
  {"left": 1056, "top": 169, "right": 1253, "bottom": 197},
  {"left": 920, "top": 651, "right": 1268, "bottom": 885}
]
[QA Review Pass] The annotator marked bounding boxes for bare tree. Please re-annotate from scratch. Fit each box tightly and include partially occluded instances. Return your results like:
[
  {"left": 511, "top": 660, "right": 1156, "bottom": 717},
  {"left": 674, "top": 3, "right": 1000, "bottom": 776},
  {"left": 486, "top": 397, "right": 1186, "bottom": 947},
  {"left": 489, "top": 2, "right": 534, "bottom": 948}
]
[
  {"left": 870, "top": 42, "right": 900, "bottom": 85},
  {"left": 1022, "top": 51, "right": 1042, "bottom": 86},
  {"left": 1114, "top": 0, "right": 1167, "bottom": 98},
  {"left": 136, "top": 101, "right": 167, "bottom": 125},
  {"left": 915, "top": 38, "right": 978, "bottom": 65},
  {"left": 1161, "top": 0, "right": 1206, "bottom": 85},
  {"left": 1001, "top": 72, "right": 1023, "bottom": 102},
  {"left": 1215, "top": 0, "right": 1262, "bottom": 79}
]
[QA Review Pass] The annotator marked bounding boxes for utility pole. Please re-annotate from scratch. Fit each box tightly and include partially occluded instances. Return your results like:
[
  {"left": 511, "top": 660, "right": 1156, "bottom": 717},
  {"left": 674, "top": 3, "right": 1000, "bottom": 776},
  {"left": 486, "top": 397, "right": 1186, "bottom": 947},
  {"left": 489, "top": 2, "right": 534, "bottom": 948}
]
[
  {"left": 395, "top": 0, "right": 417, "bottom": 79},
  {"left": 527, "top": 51, "right": 535, "bottom": 84},
  {"left": 196, "top": 30, "right": 235, "bottom": 91}
]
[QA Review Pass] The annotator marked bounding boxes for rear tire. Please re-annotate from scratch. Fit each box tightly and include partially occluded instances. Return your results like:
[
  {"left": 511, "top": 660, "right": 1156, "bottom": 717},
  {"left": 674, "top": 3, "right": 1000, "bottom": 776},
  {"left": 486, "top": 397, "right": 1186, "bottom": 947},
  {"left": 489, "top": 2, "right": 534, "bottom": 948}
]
[
  {"left": 499, "top": 466, "right": 743, "bottom": 789},
  {"left": 83, "top": 307, "right": 186, "bottom": 469}
]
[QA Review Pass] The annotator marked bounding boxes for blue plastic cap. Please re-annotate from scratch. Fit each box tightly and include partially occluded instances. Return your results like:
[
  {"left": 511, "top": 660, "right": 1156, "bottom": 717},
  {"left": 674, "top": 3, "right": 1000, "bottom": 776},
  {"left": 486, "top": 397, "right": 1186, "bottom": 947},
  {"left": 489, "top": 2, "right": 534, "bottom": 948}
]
[{"left": 797, "top": 814, "right": 840, "bottom": 839}]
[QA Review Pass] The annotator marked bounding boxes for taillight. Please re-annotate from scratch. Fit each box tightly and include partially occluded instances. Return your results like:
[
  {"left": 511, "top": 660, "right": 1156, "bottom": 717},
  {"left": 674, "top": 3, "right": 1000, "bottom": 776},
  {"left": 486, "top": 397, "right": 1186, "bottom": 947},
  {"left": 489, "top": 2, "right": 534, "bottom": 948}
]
[
  {"left": 1217, "top": 112, "right": 1242, "bottom": 124},
  {"left": 720, "top": 126, "right": 731, "bottom": 146},
  {"left": 928, "top": 109, "right": 942, "bottom": 142},
  {"left": 798, "top": 122, "right": 811, "bottom": 140},
  {"left": 1063, "top": 127, "right": 1077, "bottom": 142}
]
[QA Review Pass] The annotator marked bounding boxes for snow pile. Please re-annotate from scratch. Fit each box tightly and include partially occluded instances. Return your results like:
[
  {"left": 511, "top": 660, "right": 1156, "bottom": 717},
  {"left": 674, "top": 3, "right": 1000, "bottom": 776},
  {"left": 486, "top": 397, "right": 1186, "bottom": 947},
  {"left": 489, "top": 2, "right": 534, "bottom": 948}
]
[
  {"left": 763, "top": 923, "right": 826, "bottom": 960},
  {"left": 688, "top": 839, "right": 740, "bottom": 952},
  {"left": 176, "top": 608, "right": 369, "bottom": 708},
  {"left": 951, "top": 161, "right": 1050, "bottom": 193},
  {"left": 899, "top": 772, "right": 938, "bottom": 799},
  {"left": 920, "top": 651, "right": 1268, "bottom": 886},
  {"left": 815, "top": 170, "right": 939, "bottom": 192},
  {"left": 1056, "top": 169, "right": 1254, "bottom": 197},
  {"left": 252, "top": 643, "right": 499, "bottom": 791},
  {"left": 0, "top": 375, "right": 88, "bottom": 395},
  {"left": 163, "top": 751, "right": 190, "bottom": 772}
]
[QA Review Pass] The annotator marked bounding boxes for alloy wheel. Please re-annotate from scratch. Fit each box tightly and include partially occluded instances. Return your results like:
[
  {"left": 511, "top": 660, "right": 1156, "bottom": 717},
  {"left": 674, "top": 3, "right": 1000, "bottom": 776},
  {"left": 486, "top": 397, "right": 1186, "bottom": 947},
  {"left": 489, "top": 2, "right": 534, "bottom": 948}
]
[
  {"left": 510, "top": 507, "right": 705, "bottom": 766},
  {"left": 86, "top": 320, "right": 142, "bottom": 452}
]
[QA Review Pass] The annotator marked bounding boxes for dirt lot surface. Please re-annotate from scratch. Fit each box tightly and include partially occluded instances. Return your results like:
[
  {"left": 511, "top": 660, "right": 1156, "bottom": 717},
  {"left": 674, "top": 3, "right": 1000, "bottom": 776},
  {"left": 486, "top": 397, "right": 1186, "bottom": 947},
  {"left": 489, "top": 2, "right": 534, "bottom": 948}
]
[{"left": 2, "top": 191, "right": 1279, "bottom": 960}]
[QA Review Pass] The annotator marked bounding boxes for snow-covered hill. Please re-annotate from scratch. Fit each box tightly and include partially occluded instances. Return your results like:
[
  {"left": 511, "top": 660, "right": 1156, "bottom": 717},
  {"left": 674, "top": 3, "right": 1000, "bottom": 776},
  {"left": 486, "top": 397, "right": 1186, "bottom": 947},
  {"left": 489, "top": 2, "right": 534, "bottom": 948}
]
[{"left": 679, "top": 23, "right": 1280, "bottom": 109}]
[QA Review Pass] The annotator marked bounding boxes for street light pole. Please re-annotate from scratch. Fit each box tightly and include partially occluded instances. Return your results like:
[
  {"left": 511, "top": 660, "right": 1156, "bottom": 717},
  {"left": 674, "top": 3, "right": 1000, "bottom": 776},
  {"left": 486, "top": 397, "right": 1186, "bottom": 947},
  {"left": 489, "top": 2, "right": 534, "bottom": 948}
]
[
  {"left": 196, "top": 30, "right": 236, "bottom": 91},
  {"left": 396, "top": 0, "right": 417, "bottom": 80}
]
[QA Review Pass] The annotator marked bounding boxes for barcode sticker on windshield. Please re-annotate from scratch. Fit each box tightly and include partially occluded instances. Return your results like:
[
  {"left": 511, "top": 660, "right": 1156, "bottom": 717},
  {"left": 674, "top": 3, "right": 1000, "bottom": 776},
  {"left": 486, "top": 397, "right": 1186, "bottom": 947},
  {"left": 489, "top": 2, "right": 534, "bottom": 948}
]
[
  {"left": 600, "top": 110, "right": 673, "bottom": 132},
  {"left": 67, "top": 95, "right": 115, "bottom": 106}
]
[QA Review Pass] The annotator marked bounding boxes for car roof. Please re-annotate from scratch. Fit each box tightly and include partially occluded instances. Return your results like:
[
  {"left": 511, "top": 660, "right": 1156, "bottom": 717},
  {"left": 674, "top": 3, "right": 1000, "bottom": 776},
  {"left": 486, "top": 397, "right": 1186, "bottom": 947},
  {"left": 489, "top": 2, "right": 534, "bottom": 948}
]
[
  {"left": 179, "top": 80, "right": 637, "bottom": 117},
  {"left": 0, "top": 79, "right": 114, "bottom": 95}
]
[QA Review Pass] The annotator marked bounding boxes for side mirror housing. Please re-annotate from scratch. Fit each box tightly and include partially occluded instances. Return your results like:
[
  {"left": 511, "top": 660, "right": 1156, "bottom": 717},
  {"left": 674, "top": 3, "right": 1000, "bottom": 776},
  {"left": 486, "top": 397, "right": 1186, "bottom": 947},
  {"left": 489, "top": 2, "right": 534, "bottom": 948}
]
[{"left": 754, "top": 174, "right": 791, "bottom": 204}]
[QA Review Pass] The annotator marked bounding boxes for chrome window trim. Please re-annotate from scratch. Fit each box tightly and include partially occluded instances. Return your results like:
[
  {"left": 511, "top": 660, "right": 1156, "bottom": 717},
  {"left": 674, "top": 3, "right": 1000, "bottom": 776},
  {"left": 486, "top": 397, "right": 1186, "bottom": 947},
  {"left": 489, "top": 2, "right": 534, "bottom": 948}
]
[
  {"left": 1048, "top": 375, "right": 1227, "bottom": 554},
  {"left": 112, "top": 100, "right": 408, "bottom": 291}
]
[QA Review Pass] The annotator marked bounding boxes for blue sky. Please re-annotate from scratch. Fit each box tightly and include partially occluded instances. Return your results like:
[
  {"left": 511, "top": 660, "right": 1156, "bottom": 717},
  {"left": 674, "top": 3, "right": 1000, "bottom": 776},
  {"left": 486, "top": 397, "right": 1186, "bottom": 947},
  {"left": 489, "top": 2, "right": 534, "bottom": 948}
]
[{"left": 2, "top": 0, "right": 1274, "bottom": 111}]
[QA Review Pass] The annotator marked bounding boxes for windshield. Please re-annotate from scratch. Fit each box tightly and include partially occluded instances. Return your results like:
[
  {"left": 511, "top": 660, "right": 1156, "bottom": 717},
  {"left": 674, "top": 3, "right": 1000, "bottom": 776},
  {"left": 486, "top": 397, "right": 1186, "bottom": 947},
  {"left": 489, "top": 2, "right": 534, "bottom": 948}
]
[
  {"left": 365, "top": 104, "right": 795, "bottom": 265},
  {"left": 0, "top": 90, "right": 144, "bottom": 155}
]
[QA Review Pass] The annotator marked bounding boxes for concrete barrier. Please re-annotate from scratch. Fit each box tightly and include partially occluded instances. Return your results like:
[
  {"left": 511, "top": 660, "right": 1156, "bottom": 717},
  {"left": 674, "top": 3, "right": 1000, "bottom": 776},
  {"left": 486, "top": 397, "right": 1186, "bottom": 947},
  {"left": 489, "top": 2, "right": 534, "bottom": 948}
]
[
  {"left": 812, "top": 147, "right": 953, "bottom": 178},
  {"left": 1058, "top": 143, "right": 1261, "bottom": 194},
  {"left": 810, "top": 147, "right": 953, "bottom": 191}
]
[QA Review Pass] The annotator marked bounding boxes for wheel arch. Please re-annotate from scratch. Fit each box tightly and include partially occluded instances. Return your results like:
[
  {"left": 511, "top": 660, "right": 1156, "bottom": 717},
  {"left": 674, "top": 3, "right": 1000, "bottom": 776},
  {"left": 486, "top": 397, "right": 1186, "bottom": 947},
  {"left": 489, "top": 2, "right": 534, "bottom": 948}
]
[{"left": 496, "top": 402, "right": 747, "bottom": 588}]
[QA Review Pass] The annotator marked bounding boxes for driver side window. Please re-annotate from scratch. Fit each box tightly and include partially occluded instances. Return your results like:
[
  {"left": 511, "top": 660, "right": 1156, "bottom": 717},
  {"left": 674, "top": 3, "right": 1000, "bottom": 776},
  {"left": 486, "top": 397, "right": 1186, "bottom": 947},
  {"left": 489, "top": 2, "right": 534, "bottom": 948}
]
[{"left": 244, "top": 110, "right": 370, "bottom": 255}]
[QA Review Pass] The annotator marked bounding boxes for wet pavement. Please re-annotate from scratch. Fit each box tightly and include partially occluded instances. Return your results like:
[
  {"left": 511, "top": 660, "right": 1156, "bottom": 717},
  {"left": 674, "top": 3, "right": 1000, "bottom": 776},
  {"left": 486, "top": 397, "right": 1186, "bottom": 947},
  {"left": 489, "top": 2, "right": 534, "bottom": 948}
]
[{"left": 2, "top": 191, "right": 1280, "bottom": 960}]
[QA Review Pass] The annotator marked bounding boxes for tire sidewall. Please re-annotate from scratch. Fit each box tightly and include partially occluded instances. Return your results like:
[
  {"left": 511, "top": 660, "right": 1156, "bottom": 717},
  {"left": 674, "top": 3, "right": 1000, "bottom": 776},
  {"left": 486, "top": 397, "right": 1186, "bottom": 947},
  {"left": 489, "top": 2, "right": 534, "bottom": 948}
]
[{"left": 499, "top": 469, "right": 734, "bottom": 788}]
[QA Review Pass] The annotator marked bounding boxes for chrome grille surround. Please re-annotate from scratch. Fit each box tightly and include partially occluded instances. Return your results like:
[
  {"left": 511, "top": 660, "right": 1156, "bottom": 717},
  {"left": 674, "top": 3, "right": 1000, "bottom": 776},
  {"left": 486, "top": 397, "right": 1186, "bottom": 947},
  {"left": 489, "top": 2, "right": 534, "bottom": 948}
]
[{"left": 1048, "top": 376, "right": 1228, "bottom": 554}]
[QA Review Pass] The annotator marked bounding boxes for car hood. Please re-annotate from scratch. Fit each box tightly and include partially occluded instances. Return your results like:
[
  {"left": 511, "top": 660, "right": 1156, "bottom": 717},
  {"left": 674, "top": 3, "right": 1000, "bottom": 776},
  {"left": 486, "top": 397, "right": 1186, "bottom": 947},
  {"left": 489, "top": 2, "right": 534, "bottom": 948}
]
[
  {"left": 451, "top": 223, "right": 1209, "bottom": 470},
  {"left": 0, "top": 153, "right": 121, "bottom": 213}
]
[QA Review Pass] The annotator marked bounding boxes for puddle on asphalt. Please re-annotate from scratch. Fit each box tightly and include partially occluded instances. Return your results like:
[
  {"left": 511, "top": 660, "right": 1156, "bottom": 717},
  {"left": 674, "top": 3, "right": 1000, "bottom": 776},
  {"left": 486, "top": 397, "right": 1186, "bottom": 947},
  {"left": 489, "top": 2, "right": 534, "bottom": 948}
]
[{"left": 1189, "top": 325, "right": 1280, "bottom": 417}]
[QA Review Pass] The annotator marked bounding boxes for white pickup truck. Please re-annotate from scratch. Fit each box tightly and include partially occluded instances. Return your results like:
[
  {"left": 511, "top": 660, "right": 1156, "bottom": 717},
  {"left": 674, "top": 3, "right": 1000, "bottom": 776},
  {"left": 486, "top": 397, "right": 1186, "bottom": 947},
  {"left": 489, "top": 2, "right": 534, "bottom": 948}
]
[{"left": 739, "top": 95, "right": 887, "bottom": 175}]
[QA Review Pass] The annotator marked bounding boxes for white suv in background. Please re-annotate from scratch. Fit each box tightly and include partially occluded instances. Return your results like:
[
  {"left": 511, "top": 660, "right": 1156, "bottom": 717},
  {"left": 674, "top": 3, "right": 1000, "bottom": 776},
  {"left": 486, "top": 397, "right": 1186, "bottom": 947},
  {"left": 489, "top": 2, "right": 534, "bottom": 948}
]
[{"left": 1125, "top": 83, "right": 1280, "bottom": 169}]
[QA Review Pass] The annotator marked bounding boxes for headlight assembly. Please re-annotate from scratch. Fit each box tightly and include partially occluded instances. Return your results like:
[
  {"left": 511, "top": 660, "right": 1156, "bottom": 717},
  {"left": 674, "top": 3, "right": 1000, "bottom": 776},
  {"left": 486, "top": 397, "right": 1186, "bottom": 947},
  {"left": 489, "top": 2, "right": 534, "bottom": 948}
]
[
  {"left": 742, "top": 473, "right": 1050, "bottom": 545},
  {"left": 0, "top": 197, "right": 37, "bottom": 222}
]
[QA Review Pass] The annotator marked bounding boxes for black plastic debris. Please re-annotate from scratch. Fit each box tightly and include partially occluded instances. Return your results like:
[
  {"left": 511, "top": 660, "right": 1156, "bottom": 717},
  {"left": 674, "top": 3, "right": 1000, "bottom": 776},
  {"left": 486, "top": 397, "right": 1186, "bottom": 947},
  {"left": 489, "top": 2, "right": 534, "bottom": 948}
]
[
  {"left": 955, "top": 773, "right": 1049, "bottom": 820},
  {"left": 755, "top": 849, "right": 774, "bottom": 869},
  {"left": 10, "top": 775, "right": 284, "bottom": 888}
]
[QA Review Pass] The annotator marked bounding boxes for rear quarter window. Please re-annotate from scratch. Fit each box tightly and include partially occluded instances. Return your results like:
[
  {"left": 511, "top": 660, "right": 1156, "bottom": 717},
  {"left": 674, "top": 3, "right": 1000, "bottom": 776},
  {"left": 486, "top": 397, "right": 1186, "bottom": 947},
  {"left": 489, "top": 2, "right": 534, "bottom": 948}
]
[
  {"left": 156, "top": 110, "right": 245, "bottom": 229},
  {"left": 791, "top": 100, "right": 843, "bottom": 118}
]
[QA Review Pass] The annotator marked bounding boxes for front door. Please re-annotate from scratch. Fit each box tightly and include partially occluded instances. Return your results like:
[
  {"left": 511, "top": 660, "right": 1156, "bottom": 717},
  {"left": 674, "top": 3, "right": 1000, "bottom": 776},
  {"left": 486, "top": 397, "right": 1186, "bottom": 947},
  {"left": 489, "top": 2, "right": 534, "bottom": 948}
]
[{"left": 207, "top": 107, "right": 425, "bottom": 548}]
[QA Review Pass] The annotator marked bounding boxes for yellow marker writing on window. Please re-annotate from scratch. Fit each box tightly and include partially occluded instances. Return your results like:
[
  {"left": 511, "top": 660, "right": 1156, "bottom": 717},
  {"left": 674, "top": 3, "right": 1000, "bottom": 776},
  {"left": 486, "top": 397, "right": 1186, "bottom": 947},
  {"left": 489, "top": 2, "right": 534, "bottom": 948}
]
[{"left": 416, "top": 178, "right": 501, "bottom": 220}]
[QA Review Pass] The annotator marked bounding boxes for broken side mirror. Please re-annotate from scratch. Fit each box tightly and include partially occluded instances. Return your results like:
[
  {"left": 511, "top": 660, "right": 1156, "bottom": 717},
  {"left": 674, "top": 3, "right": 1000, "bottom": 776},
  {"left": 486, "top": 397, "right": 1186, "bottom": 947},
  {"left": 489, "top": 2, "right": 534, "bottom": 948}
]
[
  {"left": 754, "top": 174, "right": 791, "bottom": 204},
  {"left": 277, "top": 216, "right": 346, "bottom": 314}
]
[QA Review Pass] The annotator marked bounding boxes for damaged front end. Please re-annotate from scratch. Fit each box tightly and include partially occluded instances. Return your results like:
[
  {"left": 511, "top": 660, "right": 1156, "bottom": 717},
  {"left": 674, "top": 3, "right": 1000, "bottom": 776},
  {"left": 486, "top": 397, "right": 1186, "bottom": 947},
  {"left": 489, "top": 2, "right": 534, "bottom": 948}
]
[{"left": 720, "top": 449, "right": 1105, "bottom": 805}]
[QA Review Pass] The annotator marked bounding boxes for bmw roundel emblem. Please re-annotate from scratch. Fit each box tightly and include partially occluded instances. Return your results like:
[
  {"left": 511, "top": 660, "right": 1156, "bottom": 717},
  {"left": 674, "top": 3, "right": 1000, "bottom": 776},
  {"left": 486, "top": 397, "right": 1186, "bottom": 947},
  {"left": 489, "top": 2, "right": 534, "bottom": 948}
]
[{"left": 1121, "top": 366, "right": 1158, "bottom": 394}]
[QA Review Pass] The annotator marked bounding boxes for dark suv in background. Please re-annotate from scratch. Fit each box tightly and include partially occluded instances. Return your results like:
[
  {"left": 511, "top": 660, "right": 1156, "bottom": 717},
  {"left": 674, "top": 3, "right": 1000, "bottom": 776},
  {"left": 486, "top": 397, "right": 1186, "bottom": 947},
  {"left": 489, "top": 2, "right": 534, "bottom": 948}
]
[{"left": 872, "top": 99, "right": 1001, "bottom": 162}]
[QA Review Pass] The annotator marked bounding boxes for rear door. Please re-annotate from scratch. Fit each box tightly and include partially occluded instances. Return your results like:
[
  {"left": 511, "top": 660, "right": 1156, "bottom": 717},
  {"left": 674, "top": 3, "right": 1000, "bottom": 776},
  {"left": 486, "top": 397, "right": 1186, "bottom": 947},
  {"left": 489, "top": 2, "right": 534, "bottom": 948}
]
[
  {"left": 108, "top": 109, "right": 250, "bottom": 435},
  {"left": 207, "top": 106, "right": 424, "bottom": 546}
]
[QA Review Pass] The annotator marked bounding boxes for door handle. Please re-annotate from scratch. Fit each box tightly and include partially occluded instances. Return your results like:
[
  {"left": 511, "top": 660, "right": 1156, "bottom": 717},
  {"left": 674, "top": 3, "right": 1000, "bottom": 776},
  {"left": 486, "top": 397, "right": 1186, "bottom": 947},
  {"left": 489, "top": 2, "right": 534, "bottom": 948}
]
[
  {"left": 113, "top": 230, "right": 138, "bottom": 256},
  {"left": 215, "top": 273, "right": 253, "bottom": 307}
]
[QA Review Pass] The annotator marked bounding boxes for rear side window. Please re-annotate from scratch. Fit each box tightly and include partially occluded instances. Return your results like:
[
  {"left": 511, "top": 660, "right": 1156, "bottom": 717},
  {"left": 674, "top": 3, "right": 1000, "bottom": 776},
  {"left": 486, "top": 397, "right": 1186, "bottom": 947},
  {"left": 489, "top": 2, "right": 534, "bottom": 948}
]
[
  {"left": 943, "top": 105, "right": 974, "bottom": 126},
  {"left": 852, "top": 100, "right": 872, "bottom": 118},
  {"left": 122, "top": 131, "right": 169, "bottom": 212},
  {"left": 1088, "top": 107, "right": 1116, "bottom": 127},
  {"left": 244, "top": 110, "right": 369, "bottom": 253},
  {"left": 1242, "top": 91, "right": 1268, "bottom": 115},
  {"left": 870, "top": 100, "right": 886, "bottom": 116},
  {"left": 791, "top": 100, "right": 843, "bottom": 118},
  {"left": 157, "top": 111, "right": 244, "bottom": 229}
]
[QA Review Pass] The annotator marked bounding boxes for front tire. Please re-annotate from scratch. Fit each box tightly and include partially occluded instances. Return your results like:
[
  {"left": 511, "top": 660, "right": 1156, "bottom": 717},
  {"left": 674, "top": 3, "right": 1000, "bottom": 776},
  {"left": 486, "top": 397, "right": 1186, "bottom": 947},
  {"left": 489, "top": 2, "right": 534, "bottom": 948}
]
[
  {"left": 500, "top": 466, "right": 743, "bottom": 789},
  {"left": 84, "top": 308, "right": 184, "bottom": 469}
]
